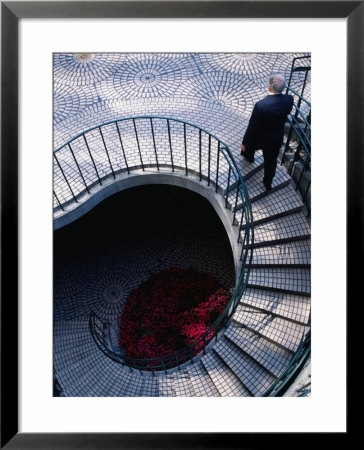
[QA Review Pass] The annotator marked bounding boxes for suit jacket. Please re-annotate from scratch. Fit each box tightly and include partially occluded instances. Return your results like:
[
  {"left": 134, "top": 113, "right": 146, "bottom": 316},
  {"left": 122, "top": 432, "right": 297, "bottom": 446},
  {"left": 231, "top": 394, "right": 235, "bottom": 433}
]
[{"left": 243, "top": 93, "right": 294, "bottom": 150}]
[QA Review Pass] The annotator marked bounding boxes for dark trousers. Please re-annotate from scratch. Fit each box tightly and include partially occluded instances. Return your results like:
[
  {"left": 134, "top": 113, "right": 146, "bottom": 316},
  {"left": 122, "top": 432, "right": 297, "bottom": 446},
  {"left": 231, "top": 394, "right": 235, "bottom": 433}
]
[{"left": 245, "top": 145, "right": 280, "bottom": 187}]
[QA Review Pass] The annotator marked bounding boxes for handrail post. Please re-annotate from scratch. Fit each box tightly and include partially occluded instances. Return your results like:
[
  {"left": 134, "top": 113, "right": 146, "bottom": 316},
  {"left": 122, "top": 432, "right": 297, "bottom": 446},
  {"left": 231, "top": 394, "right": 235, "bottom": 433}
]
[
  {"left": 215, "top": 142, "right": 220, "bottom": 193},
  {"left": 68, "top": 143, "right": 90, "bottom": 194},
  {"left": 150, "top": 118, "right": 159, "bottom": 171},
  {"left": 184, "top": 123, "right": 188, "bottom": 176},
  {"left": 99, "top": 126, "right": 115, "bottom": 179},
  {"left": 115, "top": 121, "right": 130, "bottom": 174},
  {"left": 54, "top": 153, "right": 78, "bottom": 203},
  {"left": 167, "top": 119, "right": 174, "bottom": 172},
  {"left": 83, "top": 133, "right": 102, "bottom": 185},
  {"left": 132, "top": 118, "right": 144, "bottom": 171}
]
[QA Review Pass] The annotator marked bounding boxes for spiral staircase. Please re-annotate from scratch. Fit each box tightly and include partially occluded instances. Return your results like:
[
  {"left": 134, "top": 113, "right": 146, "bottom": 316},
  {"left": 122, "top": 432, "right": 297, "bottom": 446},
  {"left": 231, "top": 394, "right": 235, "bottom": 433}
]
[{"left": 53, "top": 53, "right": 311, "bottom": 397}]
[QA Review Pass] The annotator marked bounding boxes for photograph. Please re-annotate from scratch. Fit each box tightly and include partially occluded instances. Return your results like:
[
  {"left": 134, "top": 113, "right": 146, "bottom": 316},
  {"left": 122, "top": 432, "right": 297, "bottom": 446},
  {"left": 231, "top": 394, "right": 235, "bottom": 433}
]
[{"left": 53, "top": 52, "right": 312, "bottom": 398}]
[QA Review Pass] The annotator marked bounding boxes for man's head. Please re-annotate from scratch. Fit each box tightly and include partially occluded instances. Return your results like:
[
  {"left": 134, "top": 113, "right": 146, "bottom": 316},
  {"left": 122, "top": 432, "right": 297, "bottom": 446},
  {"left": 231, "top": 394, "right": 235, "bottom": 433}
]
[{"left": 268, "top": 74, "right": 286, "bottom": 94}]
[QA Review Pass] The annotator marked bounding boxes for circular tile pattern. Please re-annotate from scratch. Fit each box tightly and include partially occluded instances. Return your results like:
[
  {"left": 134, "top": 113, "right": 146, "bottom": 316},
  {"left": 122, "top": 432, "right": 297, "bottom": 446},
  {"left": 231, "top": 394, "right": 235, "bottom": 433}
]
[
  {"left": 97, "top": 54, "right": 185, "bottom": 100},
  {"left": 53, "top": 53, "right": 126, "bottom": 86},
  {"left": 200, "top": 53, "right": 280, "bottom": 79},
  {"left": 175, "top": 71, "right": 264, "bottom": 115},
  {"left": 53, "top": 83, "right": 98, "bottom": 124}
]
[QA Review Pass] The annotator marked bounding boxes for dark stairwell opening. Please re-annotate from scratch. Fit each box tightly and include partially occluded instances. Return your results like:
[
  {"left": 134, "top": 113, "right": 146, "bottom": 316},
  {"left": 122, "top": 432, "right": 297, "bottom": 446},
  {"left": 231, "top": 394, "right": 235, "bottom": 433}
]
[{"left": 54, "top": 185, "right": 235, "bottom": 369}]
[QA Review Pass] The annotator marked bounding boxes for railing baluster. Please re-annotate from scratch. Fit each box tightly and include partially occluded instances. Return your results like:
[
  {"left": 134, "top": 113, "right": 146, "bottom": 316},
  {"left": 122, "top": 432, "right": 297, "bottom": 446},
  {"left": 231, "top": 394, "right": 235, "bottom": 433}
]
[
  {"left": 133, "top": 118, "right": 144, "bottom": 171},
  {"left": 68, "top": 143, "right": 90, "bottom": 194},
  {"left": 167, "top": 119, "right": 174, "bottom": 172},
  {"left": 232, "top": 187, "right": 239, "bottom": 225},
  {"left": 99, "top": 126, "right": 115, "bottom": 179},
  {"left": 225, "top": 166, "right": 231, "bottom": 208},
  {"left": 83, "top": 134, "right": 102, "bottom": 185},
  {"left": 53, "top": 190, "right": 64, "bottom": 211},
  {"left": 199, "top": 129, "right": 202, "bottom": 181},
  {"left": 150, "top": 118, "right": 159, "bottom": 170},
  {"left": 54, "top": 153, "right": 78, "bottom": 203},
  {"left": 115, "top": 122, "right": 130, "bottom": 174},
  {"left": 184, "top": 123, "right": 188, "bottom": 176},
  {"left": 216, "top": 141, "right": 220, "bottom": 193},
  {"left": 208, "top": 134, "right": 211, "bottom": 186}
]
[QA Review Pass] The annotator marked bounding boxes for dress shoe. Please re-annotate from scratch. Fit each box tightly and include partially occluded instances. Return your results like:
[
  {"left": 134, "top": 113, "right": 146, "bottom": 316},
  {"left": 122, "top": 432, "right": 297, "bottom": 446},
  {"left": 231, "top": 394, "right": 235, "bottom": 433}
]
[{"left": 263, "top": 182, "right": 272, "bottom": 191}]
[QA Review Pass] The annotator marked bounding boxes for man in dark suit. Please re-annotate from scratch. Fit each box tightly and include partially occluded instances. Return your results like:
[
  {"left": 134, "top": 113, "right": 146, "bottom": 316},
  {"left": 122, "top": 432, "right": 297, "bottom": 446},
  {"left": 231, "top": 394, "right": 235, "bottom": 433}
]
[{"left": 241, "top": 74, "right": 293, "bottom": 191}]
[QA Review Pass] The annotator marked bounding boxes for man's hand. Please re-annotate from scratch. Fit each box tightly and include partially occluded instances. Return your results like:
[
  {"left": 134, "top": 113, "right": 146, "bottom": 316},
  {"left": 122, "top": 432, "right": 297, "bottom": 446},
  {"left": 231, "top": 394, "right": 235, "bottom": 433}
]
[{"left": 241, "top": 143, "right": 246, "bottom": 152}]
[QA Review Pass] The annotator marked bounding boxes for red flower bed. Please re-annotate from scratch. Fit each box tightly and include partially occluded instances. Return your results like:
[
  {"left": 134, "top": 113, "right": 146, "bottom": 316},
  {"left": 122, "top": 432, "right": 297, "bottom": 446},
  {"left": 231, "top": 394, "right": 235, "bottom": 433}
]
[{"left": 119, "top": 267, "right": 231, "bottom": 361}]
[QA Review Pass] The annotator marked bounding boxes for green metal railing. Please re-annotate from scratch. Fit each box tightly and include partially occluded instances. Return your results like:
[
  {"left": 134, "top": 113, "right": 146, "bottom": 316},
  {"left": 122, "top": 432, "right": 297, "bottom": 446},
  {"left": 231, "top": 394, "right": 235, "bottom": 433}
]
[
  {"left": 283, "top": 55, "right": 311, "bottom": 216},
  {"left": 261, "top": 329, "right": 311, "bottom": 397},
  {"left": 54, "top": 116, "right": 254, "bottom": 372}
]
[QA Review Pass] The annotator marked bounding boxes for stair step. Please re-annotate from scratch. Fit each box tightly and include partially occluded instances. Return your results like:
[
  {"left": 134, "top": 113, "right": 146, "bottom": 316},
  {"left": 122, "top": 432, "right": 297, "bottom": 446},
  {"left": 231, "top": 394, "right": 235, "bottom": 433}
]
[
  {"left": 239, "top": 185, "right": 303, "bottom": 223},
  {"left": 201, "top": 351, "right": 252, "bottom": 397},
  {"left": 187, "top": 361, "right": 221, "bottom": 396},
  {"left": 106, "top": 364, "right": 145, "bottom": 397},
  {"left": 223, "top": 152, "right": 264, "bottom": 196},
  {"left": 240, "top": 150, "right": 265, "bottom": 179},
  {"left": 245, "top": 165, "right": 291, "bottom": 201},
  {"left": 239, "top": 288, "right": 310, "bottom": 325},
  {"left": 249, "top": 211, "right": 311, "bottom": 246},
  {"left": 138, "top": 376, "right": 160, "bottom": 397},
  {"left": 214, "top": 338, "right": 276, "bottom": 396},
  {"left": 232, "top": 306, "right": 305, "bottom": 353},
  {"left": 157, "top": 374, "right": 177, "bottom": 397},
  {"left": 247, "top": 240, "right": 311, "bottom": 267},
  {"left": 171, "top": 370, "right": 196, "bottom": 397},
  {"left": 225, "top": 323, "right": 293, "bottom": 378},
  {"left": 247, "top": 268, "right": 311, "bottom": 296}
]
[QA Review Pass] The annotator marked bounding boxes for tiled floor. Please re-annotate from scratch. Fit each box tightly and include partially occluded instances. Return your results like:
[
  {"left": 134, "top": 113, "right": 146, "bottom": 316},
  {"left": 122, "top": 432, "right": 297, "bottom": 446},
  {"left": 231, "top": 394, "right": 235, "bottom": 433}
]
[{"left": 53, "top": 52, "right": 311, "bottom": 397}]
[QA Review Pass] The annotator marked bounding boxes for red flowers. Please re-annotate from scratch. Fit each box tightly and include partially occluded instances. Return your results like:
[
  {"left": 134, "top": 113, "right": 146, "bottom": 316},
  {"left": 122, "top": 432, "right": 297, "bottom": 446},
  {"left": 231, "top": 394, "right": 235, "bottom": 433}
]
[{"left": 119, "top": 267, "right": 231, "bottom": 361}]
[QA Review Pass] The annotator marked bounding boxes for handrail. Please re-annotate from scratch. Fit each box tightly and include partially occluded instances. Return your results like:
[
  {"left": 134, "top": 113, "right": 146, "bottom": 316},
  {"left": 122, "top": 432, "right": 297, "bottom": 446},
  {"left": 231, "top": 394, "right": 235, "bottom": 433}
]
[
  {"left": 286, "top": 86, "right": 311, "bottom": 108},
  {"left": 283, "top": 61, "right": 311, "bottom": 217},
  {"left": 55, "top": 116, "right": 254, "bottom": 372},
  {"left": 261, "top": 329, "right": 311, "bottom": 397}
]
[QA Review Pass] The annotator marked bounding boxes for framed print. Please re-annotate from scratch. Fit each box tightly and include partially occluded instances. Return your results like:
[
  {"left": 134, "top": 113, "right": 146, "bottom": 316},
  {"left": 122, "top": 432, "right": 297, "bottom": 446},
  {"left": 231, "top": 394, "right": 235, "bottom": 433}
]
[{"left": 1, "top": 1, "right": 358, "bottom": 448}]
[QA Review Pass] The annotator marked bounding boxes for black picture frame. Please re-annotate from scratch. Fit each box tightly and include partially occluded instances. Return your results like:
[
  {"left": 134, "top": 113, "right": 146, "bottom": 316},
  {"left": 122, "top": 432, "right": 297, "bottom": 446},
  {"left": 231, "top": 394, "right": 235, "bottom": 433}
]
[{"left": 1, "top": 1, "right": 358, "bottom": 448}]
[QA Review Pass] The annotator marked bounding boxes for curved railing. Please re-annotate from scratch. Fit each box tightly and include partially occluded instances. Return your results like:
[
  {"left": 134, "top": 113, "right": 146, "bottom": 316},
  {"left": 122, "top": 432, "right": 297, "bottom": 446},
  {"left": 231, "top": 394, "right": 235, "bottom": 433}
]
[
  {"left": 283, "top": 86, "right": 311, "bottom": 216},
  {"left": 261, "top": 329, "right": 311, "bottom": 397},
  {"left": 54, "top": 116, "right": 254, "bottom": 372}
]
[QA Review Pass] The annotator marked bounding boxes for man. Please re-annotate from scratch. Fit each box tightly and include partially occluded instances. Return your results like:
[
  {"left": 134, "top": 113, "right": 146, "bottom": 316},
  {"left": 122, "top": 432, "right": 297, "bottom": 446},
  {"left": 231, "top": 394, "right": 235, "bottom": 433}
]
[{"left": 241, "top": 74, "right": 293, "bottom": 191}]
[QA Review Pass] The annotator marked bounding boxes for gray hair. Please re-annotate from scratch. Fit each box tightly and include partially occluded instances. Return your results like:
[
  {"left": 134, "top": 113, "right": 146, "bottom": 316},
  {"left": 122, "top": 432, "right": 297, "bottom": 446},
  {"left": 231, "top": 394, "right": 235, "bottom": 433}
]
[{"left": 268, "top": 74, "right": 286, "bottom": 93}]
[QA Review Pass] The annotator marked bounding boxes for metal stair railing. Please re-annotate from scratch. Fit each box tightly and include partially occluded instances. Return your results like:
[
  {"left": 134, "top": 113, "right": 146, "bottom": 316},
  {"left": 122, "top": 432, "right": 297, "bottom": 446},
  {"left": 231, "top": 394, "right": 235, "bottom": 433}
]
[
  {"left": 54, "top": 116, "right": 254, "bottom": 372},
  {"left": 282, "top": 56, "right": 311, "bottom": 217},
  {"left": 261, "top": 329, "right": 311, "bottom": 397}
]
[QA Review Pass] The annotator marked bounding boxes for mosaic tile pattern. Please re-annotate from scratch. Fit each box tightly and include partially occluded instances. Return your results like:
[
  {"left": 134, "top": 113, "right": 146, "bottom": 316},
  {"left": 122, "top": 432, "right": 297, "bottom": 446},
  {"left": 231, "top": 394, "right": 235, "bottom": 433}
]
[
  {"left": 249, "top": 240, "right": 311, "bottom": 266},
  {"left": 201, "top": 351, "right": 252, "bottom": 397},
  {"left": 251, "top": 211, "right": 311, "bottom": 245},
  {"left": 53, "top": 52, "right": 311, "bottom": 397},
  {"left": 225, "top": 322, "right": 294, "bottom": 377},
  {"left": 240, "top": 288, "right": 311, "bottom": 325}
]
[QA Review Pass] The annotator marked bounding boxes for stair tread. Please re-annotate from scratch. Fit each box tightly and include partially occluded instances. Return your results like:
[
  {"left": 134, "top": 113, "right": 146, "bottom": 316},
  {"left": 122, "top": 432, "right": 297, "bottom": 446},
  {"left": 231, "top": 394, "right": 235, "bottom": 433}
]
[
  {"left": 247, "top": 268, "right": 311, "bottom": 295},
  {"left": 239, "top": 288, "right": 310, "bottom": 324},
  {"left": 250, "top": 185, "right": 303, "bottom": 222},
  {"left": 249, "top": 240, "right": 311, "bottom": 266},
  {"left": 240, "top": 150, "right": 264, "bottom": 178},
  {"left": 225, "top": 323, "right": 293, "bottom": 377},
  {"left": 251, "top": 211, "right": 311, "bottom": 245},
  {"left": 187, "top": 361, "right": 221, "bottom": 397},
  {"left": 201, "top": 351, "right": 252, "bottom": 397},
  {"left": 214, "top": 338, "right": 276, "bottom": 396},
  {"left": 232, "top": 306, "right": 305, "bottom": 352},
  {"left": 245, "top": 165, "right": 291, "bottom": 199},
  {"left": 171, "top": 370, "right": 196, "bottom": 397}
]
